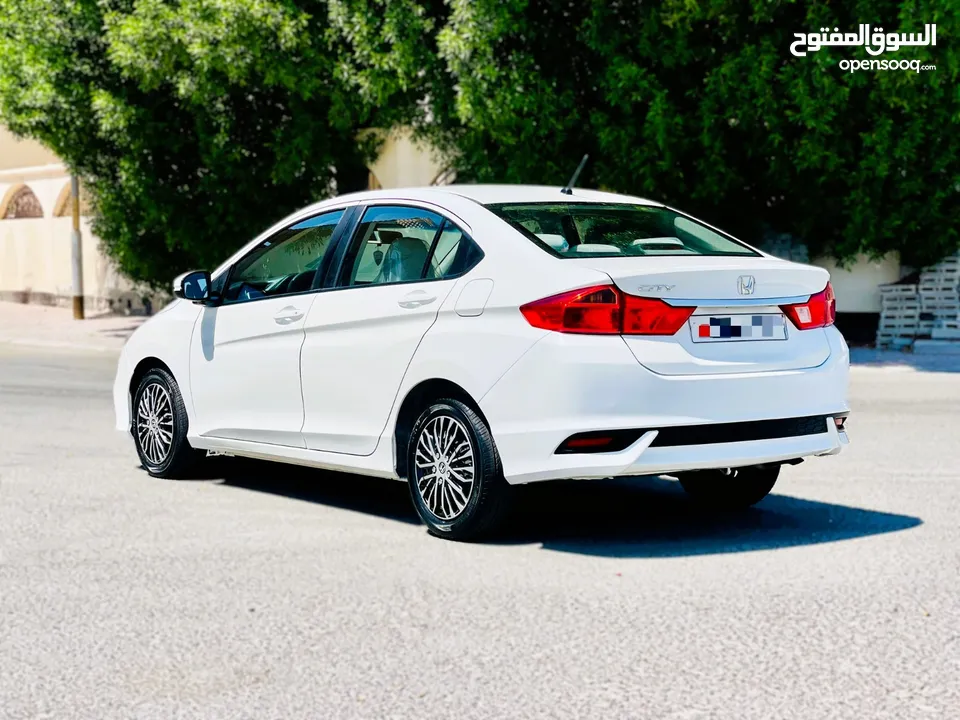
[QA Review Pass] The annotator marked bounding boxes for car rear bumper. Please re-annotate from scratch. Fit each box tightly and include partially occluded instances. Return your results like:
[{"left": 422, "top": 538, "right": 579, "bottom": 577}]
[{"left": 479, "top": 326, "right": 850, "bottom": 485}]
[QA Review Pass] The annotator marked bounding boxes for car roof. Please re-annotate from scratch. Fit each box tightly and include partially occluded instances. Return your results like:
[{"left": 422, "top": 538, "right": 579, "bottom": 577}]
[
  {"left": 433, "top": 184, "right": 660, "bottom": 206},
  {"left": 313, "top": 184, "right": 662, "bottom": 210}
]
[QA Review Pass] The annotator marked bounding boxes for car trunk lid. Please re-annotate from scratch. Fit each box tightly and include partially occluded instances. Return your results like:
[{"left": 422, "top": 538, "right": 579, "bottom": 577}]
[{"left": 572, "top": 256, "right": 833, "bottom": 375}]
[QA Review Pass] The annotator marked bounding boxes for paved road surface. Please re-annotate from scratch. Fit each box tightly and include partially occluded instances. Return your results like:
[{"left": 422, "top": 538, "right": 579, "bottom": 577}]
[{"left": 1, "top": 344, "right": 958, "bottom": 719}]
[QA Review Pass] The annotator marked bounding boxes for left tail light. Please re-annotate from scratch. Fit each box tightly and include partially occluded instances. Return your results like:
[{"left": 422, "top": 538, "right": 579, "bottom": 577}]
[
  {"left": 520, "top": 284, "right": 694, "bottom": 336},
  {"left": 780, "top": 282, "right": 836, "bottom": 330}
]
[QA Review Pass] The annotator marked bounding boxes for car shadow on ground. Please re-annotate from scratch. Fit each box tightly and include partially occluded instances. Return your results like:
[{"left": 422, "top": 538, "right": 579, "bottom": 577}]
[
  {"left": 208, "top": 459, "right": 420, "bottom": 526},
  {"left": 204, "top": 459, "right": 921, "bottom": 558},
  {"left": 502, "top": 476, "right": 922, "bottom": 557}
]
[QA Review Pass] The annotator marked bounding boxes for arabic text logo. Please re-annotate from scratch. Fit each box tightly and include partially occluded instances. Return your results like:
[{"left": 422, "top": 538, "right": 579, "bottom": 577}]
[{"left": 790, "top": 23, "right": 936, "bottom": 57}]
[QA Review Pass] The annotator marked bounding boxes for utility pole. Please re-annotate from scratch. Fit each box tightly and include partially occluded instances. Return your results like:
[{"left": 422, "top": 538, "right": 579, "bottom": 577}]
[{"left": 70, "top": 175, "right": 84, "bottom": 319}]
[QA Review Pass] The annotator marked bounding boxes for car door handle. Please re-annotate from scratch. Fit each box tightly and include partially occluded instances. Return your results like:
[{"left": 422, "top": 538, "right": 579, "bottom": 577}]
[
  {"left": 273, "top": 306, "right": 304, "bottom": 325},
  {"left": 397, "top": 290, "right": 437, "bottom": 309}
]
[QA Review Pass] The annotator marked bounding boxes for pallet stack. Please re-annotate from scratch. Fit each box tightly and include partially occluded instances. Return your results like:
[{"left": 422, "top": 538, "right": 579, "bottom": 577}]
[
  {"left": 876, "top": 252, "right": 960, "bottom": 350},
  {"left": 921, "top": 253, "right": 960, "bottom": 342},
  {"left": 876, "top": 283, "right": 921, "bottom": 348}
]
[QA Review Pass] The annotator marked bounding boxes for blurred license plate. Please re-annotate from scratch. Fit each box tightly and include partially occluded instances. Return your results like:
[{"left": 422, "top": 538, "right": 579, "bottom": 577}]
[{"left": 690, "top": 314, "right": 787, "bottom": 343}]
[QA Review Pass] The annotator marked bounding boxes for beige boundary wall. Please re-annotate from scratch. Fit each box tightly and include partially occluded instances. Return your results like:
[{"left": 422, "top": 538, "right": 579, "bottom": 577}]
[
  {"left": 0, "top": 161, "right": 143, "bottom": 312},
  {"left": 0, "top": 127, "right": 146, "bottom": 311},
  {"left": 812, "top": 253, "right": 901, "bottom": 314},
  {"left": 1, "top": 125, "right": 897, "bottom": 314}
]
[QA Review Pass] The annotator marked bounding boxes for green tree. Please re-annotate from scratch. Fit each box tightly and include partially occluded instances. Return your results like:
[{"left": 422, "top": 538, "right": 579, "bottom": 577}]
[
  {"left": 3, "top": 0, "right": 957, "bottom": 282},
  {"left": 342, "top": 0, "right": 959, "bottom": 266},
  {"left": 0, "top": 0, "right": 387, "bottom": 286}
]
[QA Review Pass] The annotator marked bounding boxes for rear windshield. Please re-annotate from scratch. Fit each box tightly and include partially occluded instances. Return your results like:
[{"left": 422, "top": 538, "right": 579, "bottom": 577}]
[{"left": 486, "top": 202, "right": 758, "bottom": 258}]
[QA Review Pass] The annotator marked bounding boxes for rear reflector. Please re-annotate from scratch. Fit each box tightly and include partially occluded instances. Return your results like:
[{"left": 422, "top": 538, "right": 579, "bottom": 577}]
[
  {"left": 781, "top": 282, "right": 836, "bottom": 330},
  {"left": 565, "top": 436, "right": 614, "bottom": 449},
  {"left": 521, "top": 284, "right": 694, "bottom": 335},
  {"left": 556, "top": 430, "right": 642, "bottom": 454}
]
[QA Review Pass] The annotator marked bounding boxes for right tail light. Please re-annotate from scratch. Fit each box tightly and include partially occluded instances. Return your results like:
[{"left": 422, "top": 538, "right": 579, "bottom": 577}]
[{"left": 781, "top": 282, "right": 836, "bottom": 330}]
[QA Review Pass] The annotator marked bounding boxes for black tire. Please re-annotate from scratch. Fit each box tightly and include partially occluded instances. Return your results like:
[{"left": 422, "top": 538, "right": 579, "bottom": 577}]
[
  {"left": 132, "top": 368, "right": 204, "bottom": 478},
  {"left": 406, "top": 398, "right": 510, "bottom": 541},
  {"left": 677, "top": 464, "right": 781, "bottom": 509}
]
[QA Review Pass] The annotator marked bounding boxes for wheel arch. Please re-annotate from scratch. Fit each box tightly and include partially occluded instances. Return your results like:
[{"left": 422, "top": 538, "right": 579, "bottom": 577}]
[
  {"left": 393, "top": 378, "right": 490, "bottom": 480},
  {"left": 129, "top": 356, "right": 176, "bottom": 400}
]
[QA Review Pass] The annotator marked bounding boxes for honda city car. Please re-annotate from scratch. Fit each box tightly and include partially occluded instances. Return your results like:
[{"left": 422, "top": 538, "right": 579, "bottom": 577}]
[{"left": 114, "top": 185, "right": 850, "bottom": 540}]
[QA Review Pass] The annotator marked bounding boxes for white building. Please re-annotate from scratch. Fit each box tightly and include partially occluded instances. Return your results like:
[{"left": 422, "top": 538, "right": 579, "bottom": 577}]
[{"left": 1, "top": 124, "right": 899, "bottom": 339}]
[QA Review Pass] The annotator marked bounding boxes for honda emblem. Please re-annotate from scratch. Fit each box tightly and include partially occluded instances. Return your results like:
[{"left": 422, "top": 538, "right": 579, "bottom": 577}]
[{"left": 737, "top": 275, "right": 756, "bottom": 296}]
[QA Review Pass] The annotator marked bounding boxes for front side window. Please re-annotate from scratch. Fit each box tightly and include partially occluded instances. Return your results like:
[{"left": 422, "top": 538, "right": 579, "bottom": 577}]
[
  {"left": 223, "top": 210, "right": 344, "bottom": 303},
  {"left": 342, "top": 206, "right": 482, "bottom": 287},
  {"left": 486, "top": 203, "right": 758, "bottom": 258}
]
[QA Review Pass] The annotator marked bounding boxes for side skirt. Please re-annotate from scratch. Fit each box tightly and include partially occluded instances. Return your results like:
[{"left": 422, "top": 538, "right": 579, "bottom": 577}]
[{"left": 189, "top": 435, "right": 401, "bottom": 480}]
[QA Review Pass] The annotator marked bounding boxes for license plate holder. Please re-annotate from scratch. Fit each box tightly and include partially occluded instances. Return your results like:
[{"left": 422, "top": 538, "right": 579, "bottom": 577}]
[{"left": 690, "top": 313, "right": 788, "bottom": 343}]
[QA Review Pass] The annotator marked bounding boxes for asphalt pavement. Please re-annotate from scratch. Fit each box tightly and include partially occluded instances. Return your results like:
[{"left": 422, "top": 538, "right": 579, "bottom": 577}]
[{"left": 1, "top": 343, "right": 958, "bottom": 719}]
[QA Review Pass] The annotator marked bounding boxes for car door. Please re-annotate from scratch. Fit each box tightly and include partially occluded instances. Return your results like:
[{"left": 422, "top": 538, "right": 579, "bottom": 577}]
[
  {"left": 188, "top": 208, "right": 348, "bottom": 446},
  {"left": 299, "top": 204, "right": 483, "bottom": 455}
]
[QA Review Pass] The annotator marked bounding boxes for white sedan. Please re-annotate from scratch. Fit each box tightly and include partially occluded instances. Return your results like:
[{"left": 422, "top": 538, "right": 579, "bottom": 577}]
[{"left": 114, "top": 185, "right": 850, "bottom": 540}]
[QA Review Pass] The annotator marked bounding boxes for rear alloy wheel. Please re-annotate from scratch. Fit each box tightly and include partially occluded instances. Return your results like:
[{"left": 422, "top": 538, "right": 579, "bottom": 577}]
[
  {"left": 677, "top": 464, "right": 781, "bottom": 509},
  {"left": 133, "top": 368, "right": 203, "bottom": 478},
  {"left": 407, "top": 399, "right": 510, "bottom": 541}
]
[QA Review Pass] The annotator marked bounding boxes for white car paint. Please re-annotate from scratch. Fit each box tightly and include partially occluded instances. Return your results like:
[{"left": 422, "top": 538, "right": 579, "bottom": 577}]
[
  {"left": 189, "top": 296, "right": 310, "bottom": 447},
  {"left": 114, "top": 185, "right": 850, "bottom": 485},
  {"left": 299, "top": 278, "right": 460, "bottom": 455}
]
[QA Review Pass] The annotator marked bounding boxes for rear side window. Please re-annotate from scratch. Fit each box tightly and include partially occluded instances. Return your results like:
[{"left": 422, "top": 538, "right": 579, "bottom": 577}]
[
  {"left": 486, "top": 203, "right": 758, "bottom": 258},
  {"left": 341, "top": 205, "right": 483, "bottom": 287},
  {"left": 428, "top": 223, "right": 484, "bottom": 278}
]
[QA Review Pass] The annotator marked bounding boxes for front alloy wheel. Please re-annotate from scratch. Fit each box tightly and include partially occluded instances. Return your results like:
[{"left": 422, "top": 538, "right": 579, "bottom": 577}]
[
  {"left": 136, "top": 381, "right": 174, "bottom": 466},
  {"left": 132, "top": 368, "right": 202, "bottom": 478},
  {"left": 407, "top": 399, "right": 510, "bottom": 540}
]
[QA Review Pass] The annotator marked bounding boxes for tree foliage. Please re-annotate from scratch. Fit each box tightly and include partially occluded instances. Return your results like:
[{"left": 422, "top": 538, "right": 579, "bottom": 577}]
[
  {"left": 1, "top": 0, "right": 958, "bottom": 285},
  {"left": 342, "top": 0, "right": 959, "bottom": 266},
  {"left": 0, "top": 0, "right": 389, "bottom": 286}
]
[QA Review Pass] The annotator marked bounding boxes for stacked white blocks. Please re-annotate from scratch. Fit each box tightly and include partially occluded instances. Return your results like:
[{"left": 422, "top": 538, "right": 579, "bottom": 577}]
[
  {"left": 877, "top": 283, "right": 921, "bottom": 348},
  {"left": 876, "top": 252, "right": 960, "bottom": 348},
  {"left": 921, "top": 254, "right": 960, "bottom": 340}
]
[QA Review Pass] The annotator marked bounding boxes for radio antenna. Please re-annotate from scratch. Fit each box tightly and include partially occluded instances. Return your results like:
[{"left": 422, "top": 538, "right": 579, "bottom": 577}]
[{"left": 560, "top": 154, "right": 589, "bottom": 195}]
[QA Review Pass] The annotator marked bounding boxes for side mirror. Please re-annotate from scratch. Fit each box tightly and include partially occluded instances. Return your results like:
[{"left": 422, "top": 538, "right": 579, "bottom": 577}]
[{"left": 173, "top": 270, "right": 211, "bottom": 303}]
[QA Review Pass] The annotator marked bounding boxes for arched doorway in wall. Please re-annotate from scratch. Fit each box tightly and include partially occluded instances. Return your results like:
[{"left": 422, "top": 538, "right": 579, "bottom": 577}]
[
  {"left": 52, "top": 180, "right": 92, "bottom": 217},
  {"left": 0, "top": 184, "right": 43, "bottom": 219}
]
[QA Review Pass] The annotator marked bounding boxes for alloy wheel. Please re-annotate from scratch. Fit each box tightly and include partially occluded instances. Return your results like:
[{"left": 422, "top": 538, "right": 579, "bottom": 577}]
[
  {"left": 413, "top": 415, "right": 476, "bottom": 520},
  {"left": 136, "top": 382, "right": 174, "bottom": 466}
]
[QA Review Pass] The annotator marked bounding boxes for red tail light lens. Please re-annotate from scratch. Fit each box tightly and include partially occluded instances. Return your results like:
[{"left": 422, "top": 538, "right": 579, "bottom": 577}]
[
  {"left": 520, "top": 284, "right": 694, "bottom": 336},
  {"left": 622, "top": 295, "right": 696, "bottom": 335},
  {"left": 781, "top": 282, "right": 836, "bottom": 330},
  {"left": 520, "top": 285, "right": 621, "bottom": 334}
]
